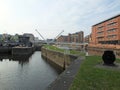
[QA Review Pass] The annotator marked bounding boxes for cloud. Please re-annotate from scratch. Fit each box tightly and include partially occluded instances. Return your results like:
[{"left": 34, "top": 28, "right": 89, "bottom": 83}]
[{"left": 0, "top": 0, "right": 120, "bottom": 38}]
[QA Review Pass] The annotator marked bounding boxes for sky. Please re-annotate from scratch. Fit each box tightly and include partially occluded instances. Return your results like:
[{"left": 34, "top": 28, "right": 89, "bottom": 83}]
[{"left": 0, "top": 0, "right": 120, "bottom": 39}]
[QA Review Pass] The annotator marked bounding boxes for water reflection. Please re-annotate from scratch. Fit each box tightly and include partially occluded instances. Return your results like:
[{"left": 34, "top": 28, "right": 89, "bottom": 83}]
[
  {"left": 0, "top": 54, "right": 30, "bottom": 66},
  {"left": 0, "top": 51, "right": 60, "bottom": 90}
]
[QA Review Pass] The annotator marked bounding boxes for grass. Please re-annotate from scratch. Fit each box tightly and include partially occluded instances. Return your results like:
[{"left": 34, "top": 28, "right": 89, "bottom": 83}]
[
  {"left": 43, "top": 45, "right": 64, "bottom": 52},
  {"left": 43, "top": 45, "right": 85, "bottom": 56},
  {"left": 70, "top": 56, "right": 120, "bottom": 90}
]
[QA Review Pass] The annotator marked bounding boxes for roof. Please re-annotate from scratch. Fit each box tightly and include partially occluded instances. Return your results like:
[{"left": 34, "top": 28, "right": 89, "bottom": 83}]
[{"left": 93, "top": 14, "right": 120, "bottom": 26}]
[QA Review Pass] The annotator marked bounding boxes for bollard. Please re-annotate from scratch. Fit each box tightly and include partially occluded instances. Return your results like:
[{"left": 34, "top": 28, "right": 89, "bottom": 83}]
[{"left": 102, "top": 50, "right": 116, "bottom": 65}]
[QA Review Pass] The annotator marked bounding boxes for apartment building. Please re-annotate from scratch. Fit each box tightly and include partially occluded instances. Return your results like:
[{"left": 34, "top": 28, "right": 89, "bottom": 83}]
[
  {"left": 68, "top": 31, "right": 84, "bottom": 43},
  {"left": 84, "top": 34, "right": 91, "bottom": 43},
  {"left": 57, "top": 35, "right": 68, "bottom": 42},
  {"left": 91, "top": 14, "right": 120, "bottom": 44},
  {"left": 57, "top": 31, "right": 84, "bottom": 43}
]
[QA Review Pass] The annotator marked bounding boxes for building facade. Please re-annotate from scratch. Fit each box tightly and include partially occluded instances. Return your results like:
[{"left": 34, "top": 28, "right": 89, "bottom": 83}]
[
  {"left": 68, "top": 31, "right": 84, "bottom": 43},
  {"left": 91, "top": 14, "right": 120, "bottom": 44},
  {"left": 57, "top": 35, "right": 68, "bottom": 42},
  {"left": 84, "top": 34, "right": 91, "bottom": 43},
  {"left": 23, "top": 33, "right": 35, "bottom": 43},
  {"left": 57, "top": 31, "right": 84, "bottom": 43},
  {"left": 18, "top": 35, "right": 32, "bottom": 47}
]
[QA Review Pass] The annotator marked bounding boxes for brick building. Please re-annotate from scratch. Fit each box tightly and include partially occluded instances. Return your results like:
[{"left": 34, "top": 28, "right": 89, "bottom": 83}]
[
  {"left": 57, "top": 31, "right": 84, "bottom": 43},
  {"left": 68, "top": 31, "right": 84, "bottom": 43},
  {"left": 91, "top": 14, "right": 120, "bottom": 44},
  {"left": 57, "top": 35, "right": 68, "bottom": 42},
  {"left": 84, "top": 34, "right": 91, "bottom": 43}
]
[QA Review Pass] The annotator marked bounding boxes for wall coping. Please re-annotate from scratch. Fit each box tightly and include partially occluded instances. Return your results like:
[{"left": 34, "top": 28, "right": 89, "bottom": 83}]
[{"left": 46, "top": 56, "right": 85, "bottom": 90}]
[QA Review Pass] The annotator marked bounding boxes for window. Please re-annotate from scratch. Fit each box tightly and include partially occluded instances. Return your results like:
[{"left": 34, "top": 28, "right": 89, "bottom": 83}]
[
  {"left": 97, "top": 31, "right": 104, "bottom": 35},
  {"left": 107, "top": 22, "right": 117, "bottom": 27},
  {"left": 97, "top": 26, "right": 104, "bottom": 30},
  {"left": 97, "top": 36, "right": 104, "bottom": 41},
  {"left": 107, "top": 28, "right": 117, "bottom": 33},
  {"left": 107, "top": 35, "right": 116, "bottom": 39}
]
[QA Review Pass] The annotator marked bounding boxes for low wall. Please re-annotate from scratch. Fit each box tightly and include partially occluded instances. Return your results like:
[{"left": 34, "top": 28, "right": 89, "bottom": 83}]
[
  {"left": 88, "top": 46, "right": 120, "bottom": 58},
  {"left": 47, "top": 56, "right": 85, "bottom": 90},
  {"left": 0, "top": 47, "right": 12, "bottom": 54},
  {"left": 12, "top": 47, "right": 34, "bottom": 56},
  {"left": 41, "top": 47, "right": 78, "bottom": 70}
]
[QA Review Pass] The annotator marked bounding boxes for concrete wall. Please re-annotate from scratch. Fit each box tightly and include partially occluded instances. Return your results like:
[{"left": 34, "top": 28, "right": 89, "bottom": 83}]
[
  {"left": 0, "top": 46, "right": 41, "bottom": 55},
  {"left": 88, "top": 46, "right": 120, "bottom": 58},
  {"left": 41, "top": 47, "right": 78, "bottom": 70},
  {"left": 12, "top": 47, "right": 34, "bottom": 56},
  {"left": 0, "top": 47, "right": 12, "bottom": 54}
]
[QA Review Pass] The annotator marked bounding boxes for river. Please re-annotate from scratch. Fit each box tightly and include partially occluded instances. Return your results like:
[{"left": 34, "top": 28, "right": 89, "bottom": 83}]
[{"left": 0, "top": 51, "right": 61, "bottom": 90}]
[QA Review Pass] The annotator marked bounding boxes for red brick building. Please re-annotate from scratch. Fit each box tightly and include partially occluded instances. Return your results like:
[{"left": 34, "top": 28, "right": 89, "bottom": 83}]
[
  {"left": 57, "top": 31, "right": 84, "bottom": 43},
  {"left": 68, "top": 31, "right": 84, "bottom": 43},
  {"left": 84, "top": 34, "right": 91, "bottom": 43},
  {"left": 57, "top": 35, "right": 68, "bottom": 42},
  {"left": 91, "top": 14, "right": 120, "bottom": 45}
]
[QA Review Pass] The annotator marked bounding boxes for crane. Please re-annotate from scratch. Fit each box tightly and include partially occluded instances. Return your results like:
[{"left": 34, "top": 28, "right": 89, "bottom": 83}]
[
  {"left": 51, "top": 30, "right": 64, "bottom": 43},
  {"left": 35, "top": 29, "right": 48, "bottom": 44},
  {"left": 54, "top": 30, "right": 64, "bottom": 40},
  {"left": 35, "top": 29, "right": 64, "bottom": 44}
]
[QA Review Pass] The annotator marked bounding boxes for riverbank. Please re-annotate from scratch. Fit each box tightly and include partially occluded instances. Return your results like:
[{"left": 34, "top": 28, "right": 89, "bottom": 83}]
[
  {"left": 41, "top": 45, "right": 85, "bottom": 90},
  {"left": 41, "top": 47, "right": 78, "bottom": 70},
  {"left": 47, "top": 56, "right": 85, "bottom": 90},
  {"left": 70, "top": 56, "right": 120, "bottom": 90}
]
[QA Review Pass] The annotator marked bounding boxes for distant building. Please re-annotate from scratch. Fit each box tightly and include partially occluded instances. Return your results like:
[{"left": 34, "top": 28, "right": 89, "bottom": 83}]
[
  {"left": 84, "top": 35, "right": 90, "bottom": 43},
  {"left": 57, "top": 35, "right": 68, "bottom": 42},
  {"left": 23, "top": 33, "right": 35, "bottom": 43},
  {"left": 91, "top": 14, "right": 120, "bottom": 44},
  {"left": 18, "top": 35, "right": 32, "bottom": 47},
  {"left": 35, "top": 37, "right": 39, "bottom": 41},
  {"left": 68, "top": 31, "right": 84, "bottom": 43},
  {"left": 57, "top": 31, "right": 84, "bottom": 43}
]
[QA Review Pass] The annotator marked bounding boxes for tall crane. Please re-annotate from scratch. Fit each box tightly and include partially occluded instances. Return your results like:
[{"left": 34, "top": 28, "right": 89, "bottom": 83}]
[
  {"left": 51, "top": 30, "right": 64, "bottom": 43},
  {"left": 35, "top": 29, "right": 47, "bottom": 44},
  {"left": 35, "top": 29, "right": 64, "bottom": 44},
  {"left": 54, "top": 30, "right": 64, "bottom": 40}
]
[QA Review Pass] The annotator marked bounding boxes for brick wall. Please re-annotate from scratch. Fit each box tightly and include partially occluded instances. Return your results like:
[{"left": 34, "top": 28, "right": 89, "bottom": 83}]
[{"left": 88, "top": 44, "right": 120, "bottom": 58}]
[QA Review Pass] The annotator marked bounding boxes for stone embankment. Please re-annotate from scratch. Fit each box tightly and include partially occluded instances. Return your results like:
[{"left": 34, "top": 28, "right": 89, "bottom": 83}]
[
  {"left": 41, "top": 47, "right": 85, "bottom": 90},
  {"left": 47, "top": 56, "right": 85, "bottom": 90},
  {"left": 41, "top": 47, "right": 78, "bottom": 70}
]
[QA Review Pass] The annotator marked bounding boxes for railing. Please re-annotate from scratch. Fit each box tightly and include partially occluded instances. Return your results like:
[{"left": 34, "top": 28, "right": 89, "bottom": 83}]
[{"left": 88, "top": 44, "right": 120, "bottom": 49}]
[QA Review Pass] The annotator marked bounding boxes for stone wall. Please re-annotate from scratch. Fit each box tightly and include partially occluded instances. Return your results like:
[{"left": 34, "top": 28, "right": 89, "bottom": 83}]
[
  {"left": 41, "top": 47, "right": 78, "bottom": 70},
  {"left": 88, "top": 46, "right": 120, "bottom": 58},
  {"left": 0, "top": 47, "right": 12, "bottom": 54},
  {"left": 12, "top": 47, "right": 34, "bottom": 56}
]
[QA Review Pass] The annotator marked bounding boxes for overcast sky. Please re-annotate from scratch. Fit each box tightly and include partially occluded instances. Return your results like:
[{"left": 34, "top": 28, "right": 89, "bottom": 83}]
[{"left": 0, "top": 0, "right": 120, "bottom": 39}]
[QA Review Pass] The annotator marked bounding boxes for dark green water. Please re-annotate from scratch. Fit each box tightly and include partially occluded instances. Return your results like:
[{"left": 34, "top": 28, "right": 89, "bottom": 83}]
[{"left": 0, "top": 51, "right": 61, "bottom": 90}]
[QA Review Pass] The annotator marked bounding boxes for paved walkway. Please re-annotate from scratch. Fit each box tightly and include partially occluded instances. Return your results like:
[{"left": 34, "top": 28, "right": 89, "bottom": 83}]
[{"left": 46, "top": 56, "right": 85, "bottom": 90}]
